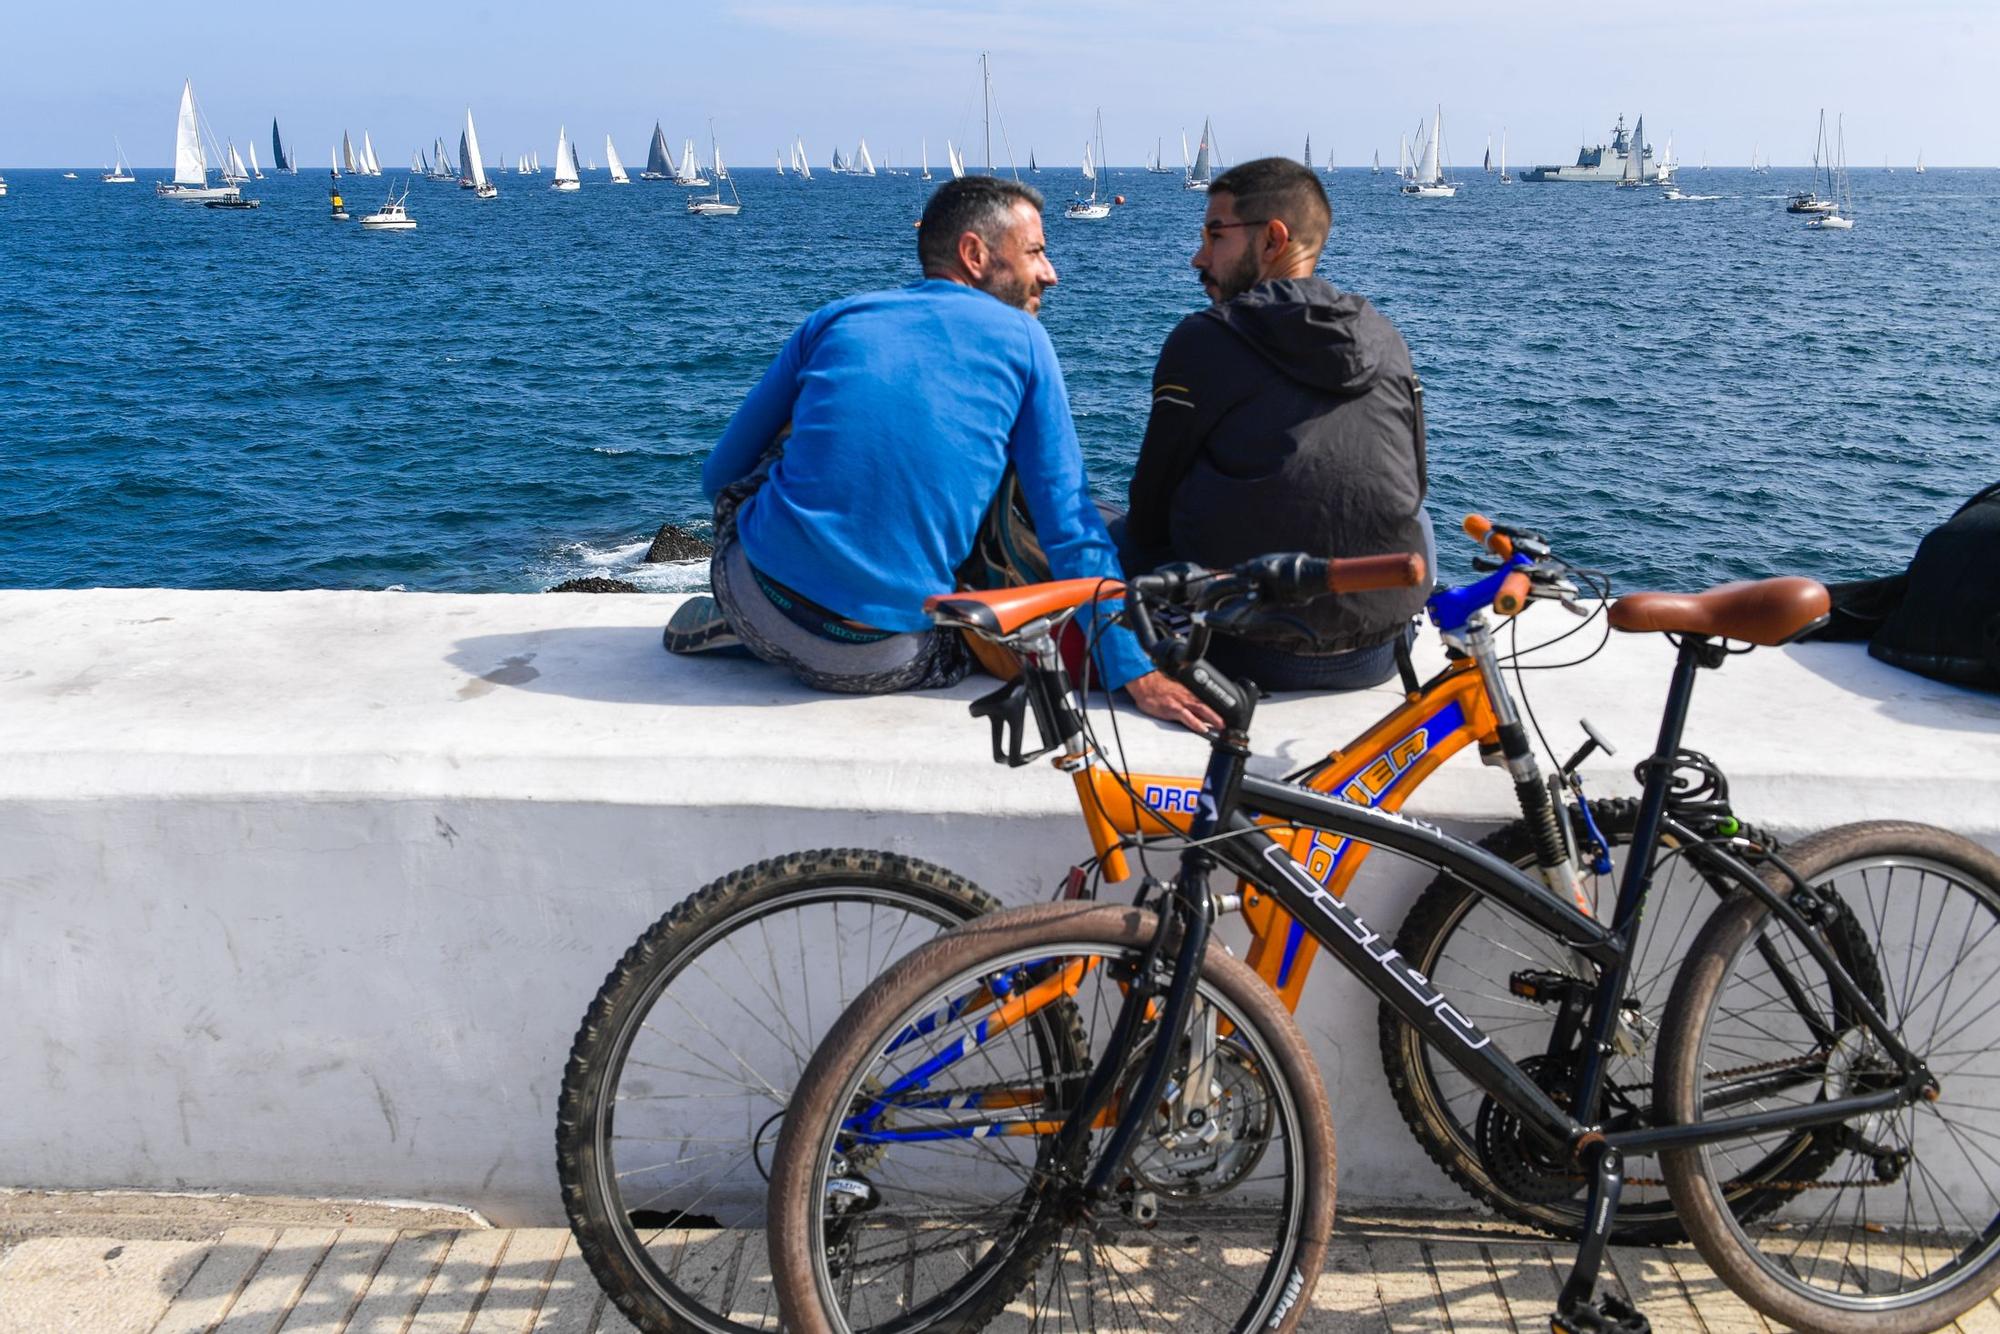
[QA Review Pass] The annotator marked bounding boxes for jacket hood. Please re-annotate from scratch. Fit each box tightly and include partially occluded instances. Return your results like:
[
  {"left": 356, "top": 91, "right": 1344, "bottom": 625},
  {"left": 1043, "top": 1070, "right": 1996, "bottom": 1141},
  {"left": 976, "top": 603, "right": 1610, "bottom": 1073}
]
[{"left": 1200, "top": 276, "right": 1390, "bottom": 395}]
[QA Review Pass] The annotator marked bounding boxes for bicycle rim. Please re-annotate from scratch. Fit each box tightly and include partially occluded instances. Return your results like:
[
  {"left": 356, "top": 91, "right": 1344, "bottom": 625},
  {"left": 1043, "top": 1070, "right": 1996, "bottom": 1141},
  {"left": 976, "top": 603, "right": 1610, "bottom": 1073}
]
[
  {"left": 1677, "top": 850, "right": 2000, "bottom": 1319},
  {"left": 797, "top": 936, "right": 1316, "bottom": 1334},
  {"left": 583, "top": 880, "right": 987, "bottom": 1332}
]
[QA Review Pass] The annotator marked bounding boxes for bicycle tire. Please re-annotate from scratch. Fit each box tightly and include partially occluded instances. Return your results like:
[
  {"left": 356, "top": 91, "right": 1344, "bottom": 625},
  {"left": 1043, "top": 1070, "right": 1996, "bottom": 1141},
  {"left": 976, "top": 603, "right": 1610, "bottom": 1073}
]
[
  {"left": 557, "top": 849, "right": 1003, "bottom": 1334},
  {"left": 1658, "top": 821, "right": 2000, "bottom": 1334},
  {"left": 768, "top": 900, "right": 1337, "bottom": 1334},
  {"left": 1378, "top": 801, "right": 1854, "bottom": 1243}
]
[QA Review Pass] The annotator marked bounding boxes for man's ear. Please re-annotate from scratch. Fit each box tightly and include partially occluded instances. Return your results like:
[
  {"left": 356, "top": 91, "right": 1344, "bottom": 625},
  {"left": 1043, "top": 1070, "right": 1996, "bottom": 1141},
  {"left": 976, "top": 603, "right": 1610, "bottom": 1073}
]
[
  {"left": 957, "top": 229, "right": 988, "bottom": 277},
  {"left": 1263, "top": 218, "right": 1292, "bottom": 261}
]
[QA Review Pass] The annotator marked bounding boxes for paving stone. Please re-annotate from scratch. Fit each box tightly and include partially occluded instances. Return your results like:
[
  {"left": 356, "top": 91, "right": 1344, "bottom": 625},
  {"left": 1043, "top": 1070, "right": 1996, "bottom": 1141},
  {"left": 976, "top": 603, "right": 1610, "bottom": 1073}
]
[
  {"left": 212, "top": 1227, "right": 338, "bottom": 1334},
  {"left": 530, "top": 1248, "right": 604, "bottom": 1334},
  {"left": 152, "top": 1228, "right": 279, "bottom": 1334},
  {"left": 1364, "top": 1239, "right": 1448, "bottom": 1332},
  {"left": 406, "top": 1229, "right": 510, "bottom": 1334},
  {"left": 1426, "top": 1242, "right": 1510, "bottom": 1334},
  {"left": 276, "top": 1227, "right": 396, "bottom": 1333},
  {"left": 341, "top": 1230, "right": 455, "bottom": 1334},
  {"left": 0, "top": 1236, "right": 207, "bottom": 1334},
  {"left": 466, "top": 1228, "right": 569, "bottom": 1334},
  {"left": 1306, "top": 1240, "right": 1390, "bottom": 1333}
]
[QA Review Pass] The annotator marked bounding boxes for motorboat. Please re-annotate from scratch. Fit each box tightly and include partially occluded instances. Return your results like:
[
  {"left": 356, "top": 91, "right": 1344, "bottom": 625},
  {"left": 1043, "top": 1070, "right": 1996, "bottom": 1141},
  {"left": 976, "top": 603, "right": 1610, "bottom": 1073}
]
[{"left": 358, "top": 186, "right": 417, "bottom": 230}]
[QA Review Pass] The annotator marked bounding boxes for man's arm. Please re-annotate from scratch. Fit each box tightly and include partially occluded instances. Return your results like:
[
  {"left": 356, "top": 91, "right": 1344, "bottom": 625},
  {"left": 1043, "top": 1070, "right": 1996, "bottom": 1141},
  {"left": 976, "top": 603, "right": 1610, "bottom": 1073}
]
[
  {"left": 1124, "top": 320, "right": 1210, "bottom": 562},
  {"left": 701, "top": 318, "right": 812, "bottom": 503}
]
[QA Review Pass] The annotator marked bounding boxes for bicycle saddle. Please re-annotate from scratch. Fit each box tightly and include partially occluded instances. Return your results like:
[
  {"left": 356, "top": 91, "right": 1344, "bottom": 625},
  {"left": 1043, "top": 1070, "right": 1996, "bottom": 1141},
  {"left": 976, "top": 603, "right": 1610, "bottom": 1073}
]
[
  {"left": 1609, "top": 576, "right": 1830, "bottom": 646},
  {"left": 925, "top": 579, "right": 1122, "bottom": 638}
]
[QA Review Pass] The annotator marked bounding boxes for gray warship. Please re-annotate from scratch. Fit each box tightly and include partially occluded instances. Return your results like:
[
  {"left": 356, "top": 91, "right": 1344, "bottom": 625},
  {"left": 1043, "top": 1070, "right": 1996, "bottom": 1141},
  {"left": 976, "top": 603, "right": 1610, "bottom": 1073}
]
[{"left": 1519, "top": 115, "right": 1652, "bottom": 182}]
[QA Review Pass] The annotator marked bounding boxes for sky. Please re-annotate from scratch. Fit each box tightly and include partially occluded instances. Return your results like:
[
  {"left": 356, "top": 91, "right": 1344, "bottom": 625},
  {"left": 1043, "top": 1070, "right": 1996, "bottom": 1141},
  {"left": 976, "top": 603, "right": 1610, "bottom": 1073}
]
[{"left": 0, "top": 1, "right": 1993, "bottom": 169}]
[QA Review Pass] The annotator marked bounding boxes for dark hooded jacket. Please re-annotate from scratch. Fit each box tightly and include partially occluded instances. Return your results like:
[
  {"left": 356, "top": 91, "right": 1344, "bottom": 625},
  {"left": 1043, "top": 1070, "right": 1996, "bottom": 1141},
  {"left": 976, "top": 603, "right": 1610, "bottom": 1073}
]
[{"left": 1125, "top": 276, "right": 1431, "bottom": 653}]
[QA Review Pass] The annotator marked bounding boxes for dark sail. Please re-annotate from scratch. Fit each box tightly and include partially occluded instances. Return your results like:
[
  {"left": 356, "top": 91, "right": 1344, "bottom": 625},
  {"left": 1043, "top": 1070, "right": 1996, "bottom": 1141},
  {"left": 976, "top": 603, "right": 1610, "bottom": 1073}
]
[
  {"left": 272, "top": 118, "right": 289, "bottom": 172},
  {"left": 645, "top": 122, "right": 672, "bottom": 177}
]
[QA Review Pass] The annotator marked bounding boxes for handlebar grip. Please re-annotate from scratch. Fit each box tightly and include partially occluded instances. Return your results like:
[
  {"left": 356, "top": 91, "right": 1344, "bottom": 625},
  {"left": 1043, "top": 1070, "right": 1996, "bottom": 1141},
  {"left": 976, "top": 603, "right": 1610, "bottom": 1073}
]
[
  {"left": 1493, "top": 569, "right": 1532, "bottom": 616},
  {"left": 1463, "top": 513, "right": 1514, "bottom": 558},
  {"left": 1325, "top": 552, "right": 1428, "bottom": 593}
]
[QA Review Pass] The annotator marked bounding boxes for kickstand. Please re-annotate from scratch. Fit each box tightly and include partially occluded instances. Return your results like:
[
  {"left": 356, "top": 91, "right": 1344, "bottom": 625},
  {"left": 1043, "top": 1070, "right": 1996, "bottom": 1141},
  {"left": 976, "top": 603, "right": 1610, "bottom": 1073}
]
[{"left": 1551, "top": 1145, "right": 1650, "bottom": 1334}]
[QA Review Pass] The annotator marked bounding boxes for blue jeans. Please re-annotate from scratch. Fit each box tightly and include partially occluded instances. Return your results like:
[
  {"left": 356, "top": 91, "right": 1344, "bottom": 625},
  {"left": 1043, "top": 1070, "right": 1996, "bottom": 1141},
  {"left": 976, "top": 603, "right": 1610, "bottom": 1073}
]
[{"left": 1202, "top": 624, "right": 1411, "bottom": 693}]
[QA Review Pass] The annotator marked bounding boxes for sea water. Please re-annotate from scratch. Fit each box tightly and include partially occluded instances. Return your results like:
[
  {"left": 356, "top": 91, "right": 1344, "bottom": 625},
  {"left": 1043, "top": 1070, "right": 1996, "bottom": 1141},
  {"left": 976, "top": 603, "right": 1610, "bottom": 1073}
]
[{"left": 1, "top": 167, "right": 1993, "bottom": 595}]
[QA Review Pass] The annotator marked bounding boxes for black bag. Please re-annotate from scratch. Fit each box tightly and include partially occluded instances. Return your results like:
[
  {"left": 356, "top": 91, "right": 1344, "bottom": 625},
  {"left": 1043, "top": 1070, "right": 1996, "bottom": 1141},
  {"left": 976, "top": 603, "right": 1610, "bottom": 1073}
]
[{"left": 1817, "top": 483, "right": 2000, "bottom": 691}]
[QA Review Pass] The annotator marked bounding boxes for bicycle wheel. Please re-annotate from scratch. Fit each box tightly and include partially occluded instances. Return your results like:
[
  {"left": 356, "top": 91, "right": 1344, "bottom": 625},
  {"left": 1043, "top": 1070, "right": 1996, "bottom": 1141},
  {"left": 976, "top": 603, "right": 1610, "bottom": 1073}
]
[
  {"left": 768, "top": 901, "right": 1336, "bottom": 1334},
  {"left": 1378, "top": 800, "right": 1821, "bottom": 1241},
  {"left": 557, "top": 850, "right": 1002, "bottom": 1334},
  {"left": 1659, "top": 821, "right": 2000, "bottom": 1334}
]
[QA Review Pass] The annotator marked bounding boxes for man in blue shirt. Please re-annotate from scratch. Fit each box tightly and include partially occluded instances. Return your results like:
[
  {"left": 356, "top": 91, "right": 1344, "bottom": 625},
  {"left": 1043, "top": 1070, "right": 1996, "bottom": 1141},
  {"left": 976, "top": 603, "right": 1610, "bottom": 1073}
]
[{"left": 668, "top": 176, "right": 1216, "bottom": 730}]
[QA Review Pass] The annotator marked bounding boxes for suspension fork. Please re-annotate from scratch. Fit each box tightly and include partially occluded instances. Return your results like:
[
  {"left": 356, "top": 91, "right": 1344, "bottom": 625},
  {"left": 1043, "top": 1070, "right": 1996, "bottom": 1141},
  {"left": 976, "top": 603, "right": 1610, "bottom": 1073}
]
[{"left": 1464, "top": 619, "right": 1587, "bottom": 912}]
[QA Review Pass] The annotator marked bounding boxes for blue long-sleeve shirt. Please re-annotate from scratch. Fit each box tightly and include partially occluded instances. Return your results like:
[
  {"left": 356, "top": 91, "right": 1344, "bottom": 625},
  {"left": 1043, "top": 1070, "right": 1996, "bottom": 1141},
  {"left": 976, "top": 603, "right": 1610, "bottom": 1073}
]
[{"left": 702, "top": 279, "right": 1152, "bottom": 689}]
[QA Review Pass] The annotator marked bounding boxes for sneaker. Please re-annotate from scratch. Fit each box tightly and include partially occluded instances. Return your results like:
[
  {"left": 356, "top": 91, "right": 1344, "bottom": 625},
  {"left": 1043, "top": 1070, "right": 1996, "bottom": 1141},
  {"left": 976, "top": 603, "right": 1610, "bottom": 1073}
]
[{"left": 664, "top": 595, "right": 750, "bottom": 656}]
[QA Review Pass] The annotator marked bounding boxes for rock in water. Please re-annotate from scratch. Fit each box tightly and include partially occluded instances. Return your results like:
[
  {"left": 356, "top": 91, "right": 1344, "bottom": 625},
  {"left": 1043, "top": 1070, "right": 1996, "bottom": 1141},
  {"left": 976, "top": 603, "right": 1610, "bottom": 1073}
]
[
  {"left": 645, "top": 523, "right": 713, "bottom": 563},
  {"left": 548, "top": 577, "right": 641, "bottom": 594}
]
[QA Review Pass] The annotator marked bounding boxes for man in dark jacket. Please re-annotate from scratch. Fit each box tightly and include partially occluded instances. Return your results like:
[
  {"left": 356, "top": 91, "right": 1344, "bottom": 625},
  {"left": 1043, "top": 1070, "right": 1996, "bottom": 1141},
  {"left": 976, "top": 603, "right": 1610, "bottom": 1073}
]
[{"left": 1125, "top": 157, "right": 1433, "bottom": 690}]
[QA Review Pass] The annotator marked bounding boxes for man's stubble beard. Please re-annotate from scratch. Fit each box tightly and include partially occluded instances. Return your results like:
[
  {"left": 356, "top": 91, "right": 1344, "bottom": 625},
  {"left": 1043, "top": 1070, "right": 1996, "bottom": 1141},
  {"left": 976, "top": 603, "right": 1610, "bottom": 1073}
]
[{"left": 1202, "top": 247, "right": 1262, "bottom": 306}]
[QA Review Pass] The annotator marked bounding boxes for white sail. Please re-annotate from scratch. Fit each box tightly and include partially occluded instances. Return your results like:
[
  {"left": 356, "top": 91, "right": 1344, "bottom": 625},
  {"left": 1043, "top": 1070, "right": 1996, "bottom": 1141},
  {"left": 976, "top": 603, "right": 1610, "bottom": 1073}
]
[
  {"left": 856, "top": 139, "right": 875, "bottom": 175},
  {"left": 248, "top": 142, "right": 263, "bottom": 178},
  {"left": 341, "top": 132, "right": 357, "bottom": 175},
  {"left": 225, "top": 141, "right": 248, "bottom": 182},
  {"left": 553, "top": 126, "right": 578, "bottom": 184},
  {"left": 947, "top": 139, "right": 965, "bottom": 180},
  {"left": 362, "top": 131, "right": 381, "bottom": 175},
  {"left": 921, "top": 138, "right": 930, "bottom": 179},
  {"left": 1622, "top": 119, "right": 1641, "bottom": 183},
  {"left": 606, "top": 135, "right": 630, "bottom": 183},
  {"left": 1080, "top": 143, "right": 1093, "bottom": 181},
  {"left": 794, "top": 137, "right": 811, "bottom": 180},
  {"left": 680, "top": 138, "right": 701, "bottom": 183},
  {"left": 463, "top": 108, "right": 489, "bottom": 188},
  {"left": 1190, "top": 118, "right": 1212, "bottom": 182},
  {"left": 173, "top": 81, "right": 206, "bottom": 185},
  {"left": 1422, "top": 106, "right": 1442, "bottom": 184},
  {"left": 714, "top": 142, "right": 725, "bottom": 180}
]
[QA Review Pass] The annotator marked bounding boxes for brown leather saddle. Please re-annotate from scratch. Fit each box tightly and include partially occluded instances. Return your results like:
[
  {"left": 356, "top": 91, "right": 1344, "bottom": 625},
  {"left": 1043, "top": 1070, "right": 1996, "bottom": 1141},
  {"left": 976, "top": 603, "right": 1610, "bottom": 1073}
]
[{"left": 1609, "top": 577, "right": 1831, "bottom": 647}]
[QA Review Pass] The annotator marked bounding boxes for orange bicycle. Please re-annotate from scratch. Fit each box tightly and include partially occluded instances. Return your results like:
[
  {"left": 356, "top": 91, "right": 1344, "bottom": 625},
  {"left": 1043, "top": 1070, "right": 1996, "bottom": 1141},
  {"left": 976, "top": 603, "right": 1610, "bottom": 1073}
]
[{"left": 559, "top": 518, "right": 1791, "bottom": 1334}]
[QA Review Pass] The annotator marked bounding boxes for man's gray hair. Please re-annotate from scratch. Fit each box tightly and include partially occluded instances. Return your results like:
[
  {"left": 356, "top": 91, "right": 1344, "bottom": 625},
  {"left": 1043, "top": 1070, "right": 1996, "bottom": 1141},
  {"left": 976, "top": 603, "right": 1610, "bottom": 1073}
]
[{"left": 918, "top": 176, "right": 1046, "bottom": 275}]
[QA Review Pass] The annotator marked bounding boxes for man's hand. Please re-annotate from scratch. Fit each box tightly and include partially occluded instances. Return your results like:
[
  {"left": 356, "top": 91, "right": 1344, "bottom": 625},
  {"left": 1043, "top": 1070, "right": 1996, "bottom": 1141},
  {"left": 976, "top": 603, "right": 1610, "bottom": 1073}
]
[{"left": 1124, "top": 670, "right": 1224, "bottom": 733}]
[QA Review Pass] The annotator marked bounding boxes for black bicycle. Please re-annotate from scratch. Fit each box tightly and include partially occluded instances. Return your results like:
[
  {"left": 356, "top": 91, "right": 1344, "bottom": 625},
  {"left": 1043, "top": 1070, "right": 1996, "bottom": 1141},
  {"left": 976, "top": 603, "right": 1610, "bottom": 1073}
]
[{"left": 766, "top": 524, "right": 2000, "bottom": 1334}]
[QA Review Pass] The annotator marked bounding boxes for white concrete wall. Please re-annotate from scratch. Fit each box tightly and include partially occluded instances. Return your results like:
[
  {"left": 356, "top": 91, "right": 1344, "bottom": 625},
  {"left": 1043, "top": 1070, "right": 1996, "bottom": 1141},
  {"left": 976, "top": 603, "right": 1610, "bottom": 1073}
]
[{"left": 3, "top": 589, "right": 1996, "bottom": 1225}]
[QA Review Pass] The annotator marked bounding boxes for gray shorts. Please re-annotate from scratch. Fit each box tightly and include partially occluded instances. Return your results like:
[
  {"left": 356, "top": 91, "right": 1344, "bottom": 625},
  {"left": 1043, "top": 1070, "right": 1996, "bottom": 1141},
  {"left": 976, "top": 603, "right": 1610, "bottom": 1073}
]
[{"left": 710, "top": 468, "right": 971, "bottom": 695}]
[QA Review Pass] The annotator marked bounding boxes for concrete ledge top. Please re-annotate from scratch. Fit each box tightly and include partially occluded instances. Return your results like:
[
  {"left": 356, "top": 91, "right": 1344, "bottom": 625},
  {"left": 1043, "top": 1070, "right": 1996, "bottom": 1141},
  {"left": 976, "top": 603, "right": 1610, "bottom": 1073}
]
[{"left": 3, "top": 588, "right": 1997, "bottom": 832}]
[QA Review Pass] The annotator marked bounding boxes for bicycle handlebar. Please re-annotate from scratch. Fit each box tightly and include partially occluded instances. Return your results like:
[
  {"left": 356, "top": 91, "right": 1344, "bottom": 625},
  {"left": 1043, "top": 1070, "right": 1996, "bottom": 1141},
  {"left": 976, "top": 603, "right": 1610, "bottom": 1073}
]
[{"left": 1463, "top": 513, "right": 1515, "bottom": 558}]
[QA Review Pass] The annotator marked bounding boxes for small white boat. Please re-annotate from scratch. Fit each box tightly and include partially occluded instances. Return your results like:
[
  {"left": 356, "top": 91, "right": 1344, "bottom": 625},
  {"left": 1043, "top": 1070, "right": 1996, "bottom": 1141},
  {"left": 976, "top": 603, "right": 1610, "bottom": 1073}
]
[
  {"left": 675, "top": 136, "right": 710, "bottom": 187},
  {"left": 1064, "top": 109, "right": 1112, "bottom": 220},
  {"left": 61, "top": 171, "right": 79, "bottom": 179},
  {"left": 1401, "top": 106, "right": 1457, "bottom": 197},
  {"left": 103, "top": 138, "right": 136, "bottom": 183},
  {"left": 358, "top": 185, "right": 417, "bottom": 230},
  {"left": 0, "top": 175, "right": 8, "bottom": 198},
  {"left": 606, "top": 135, "right": 631, "bottom": 184},
  {"left": 687, "top": 122, "right": 742, "bottom": 215},
  {"left": 461, "top": 109, "right": 498, "bottom": 199},
  {"left": 551, "top": 127, "right": 581, "bottom": 190},
  {"left": 157, "top": 80, "right": 242, "bottom": 201},
  {"left": 1807, "top": 115, "right": 1857, "bottom": 232}
]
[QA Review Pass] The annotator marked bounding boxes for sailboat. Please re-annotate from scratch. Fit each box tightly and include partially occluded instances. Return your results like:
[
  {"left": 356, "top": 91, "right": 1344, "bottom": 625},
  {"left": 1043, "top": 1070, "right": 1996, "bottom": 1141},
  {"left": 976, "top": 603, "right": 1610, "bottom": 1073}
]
[
  {"left": 221, "top": 141, "right": 249, "bottom": 185},
  {"left": 1615, "top": 114, "right": 1651, "bottom": 188},
  {"left": 947, "top": 140, "right": 965, "bottom": 180},
  {"left": 1305, "top": 133, "right": 1313, "bottom": 167},
  {"left": 361, "top": 131, "right": 382, "bottom": 175},
  {"left": 855, "top": 139, "right": 876, "bottom": 176},
  {"left": 606, "top": 134, "right": 631, "bottom": 183},
  {"left": 249, "top": 142, "right": 264, "bottom": 180},
  {"left": 1483, "top": 135, "right": 1492, "bottom": 174},
  {"left": 1498, "top": 129, "right": 1511, "bottom": 184},
  {"left": 1807, "top": 115, "right": 1855, "bottom": 231},
  {"left": 1327, "top": 146, "right": 1337, "bottom": 174},
  {"left": 642, "top": 124, "right": 674, "bottom": 181},
  {"left": 688, "top": 122, "right": 743, "bottom": 216},
  {"left": 1065, "top": 108, "right": 1112, "bottom": 220},
  {"left": 1147, "top": 137, "right": 1173, "bottom": 174},
  {"left": 551, "top": 126, "right": 581, "bottom": 191},
  {"left": 430, "top": 137, "right": 456, "bottom": 181},
  {"left": 103, "top": 138, "right": 136, "bottom": 183},
  {"left": 1372, "top": 148, "right": 1380, "bottom": 174},
  {"left": 272, "top": 119, "right": 296, "bottom": 174},
  {"left": 676, "top": 136, "right": 709, "bottom": 186},
  {"left": 1401, "top": 106, "right": 1456, "bottom": 197},
  {"left": 462, "top": 108, "right": 496, "bottom": 198},
  {"left": 918, "top": 138, "right": 932, "bottom": 181},
  {"left": 1787, "top": 111, "right": 1838, "bottom": 213},
  {"left": 1184, "top": 116, "right": 1216, "bottom": 190},
  {"left": 792, "top": 137, "right": 813, "bottom": 180},
  {"left": 1915, "top": 149, "right": 1925, "bottom": 174},
  {"left": 1028, "top": 148, "right": 1038, "bottom": 173},
  {"left": 157, "top": 80, "right": 239, "bottom": 200}
]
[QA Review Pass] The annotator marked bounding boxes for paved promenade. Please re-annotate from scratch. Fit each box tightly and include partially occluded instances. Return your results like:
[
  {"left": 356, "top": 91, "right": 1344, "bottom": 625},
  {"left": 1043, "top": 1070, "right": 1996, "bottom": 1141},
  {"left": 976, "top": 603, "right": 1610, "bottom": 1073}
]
[{"left": 9, "top": 1191, "right": 1997, "bottom": 1333}]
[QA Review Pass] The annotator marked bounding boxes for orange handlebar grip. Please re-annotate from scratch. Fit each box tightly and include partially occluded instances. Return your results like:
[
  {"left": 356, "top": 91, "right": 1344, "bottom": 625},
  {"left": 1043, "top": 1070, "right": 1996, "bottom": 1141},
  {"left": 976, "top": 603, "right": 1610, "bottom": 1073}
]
[
  {"left": 1463, "top": 513, "right": 1514, "bottom": 558},
  {"left": 1327, "top": 552, "right": 1428, "bottom": 593},
  {"left": 1493, "top": 570, "right": 1532, "bottom": 616}
]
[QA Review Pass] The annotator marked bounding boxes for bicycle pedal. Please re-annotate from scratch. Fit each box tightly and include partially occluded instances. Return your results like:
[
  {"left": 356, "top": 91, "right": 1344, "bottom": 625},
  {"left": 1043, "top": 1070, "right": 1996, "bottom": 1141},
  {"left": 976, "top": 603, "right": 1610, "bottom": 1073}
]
[{"left": 1551, "top": 1293, "right": 1648, "bottom": 1334}]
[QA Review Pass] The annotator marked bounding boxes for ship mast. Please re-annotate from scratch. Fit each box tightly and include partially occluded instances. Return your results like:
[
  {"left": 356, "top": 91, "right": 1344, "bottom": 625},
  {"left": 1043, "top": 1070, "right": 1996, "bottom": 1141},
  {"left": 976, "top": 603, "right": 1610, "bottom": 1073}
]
[{"left": 982, "top": 51, "right": 992, "bottom": 173}]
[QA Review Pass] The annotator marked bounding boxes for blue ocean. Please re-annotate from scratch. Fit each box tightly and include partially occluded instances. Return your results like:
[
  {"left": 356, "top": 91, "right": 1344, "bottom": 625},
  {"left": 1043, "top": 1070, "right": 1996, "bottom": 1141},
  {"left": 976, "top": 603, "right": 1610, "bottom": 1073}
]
[{"left": 2, "top": 164, "right": 1994, "bottom": 595}]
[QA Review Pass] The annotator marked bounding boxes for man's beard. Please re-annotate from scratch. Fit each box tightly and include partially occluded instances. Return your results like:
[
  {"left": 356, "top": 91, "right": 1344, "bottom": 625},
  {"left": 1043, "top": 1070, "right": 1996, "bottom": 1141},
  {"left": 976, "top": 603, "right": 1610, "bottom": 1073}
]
[
  {"left": 980, "top": 268, "right": 1041, "bottom": 314},
  {"left": 1199, "top": 248, "right": 1262, "bottom": 305}
]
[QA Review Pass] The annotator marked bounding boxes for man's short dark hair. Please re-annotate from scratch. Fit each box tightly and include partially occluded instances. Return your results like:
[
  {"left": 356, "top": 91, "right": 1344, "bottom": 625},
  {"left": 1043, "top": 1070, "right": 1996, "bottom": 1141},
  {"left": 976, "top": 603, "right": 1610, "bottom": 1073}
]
[
  {"left": 1208, "top": 158, "right": 1332, "bottom": 254},
  {"left": 918, "top": 176, "right": 1046, "bottom": 275}
]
